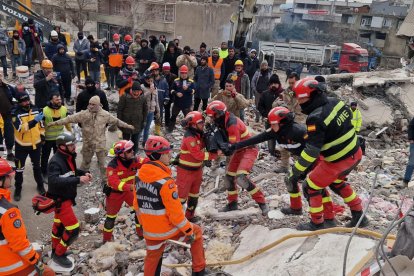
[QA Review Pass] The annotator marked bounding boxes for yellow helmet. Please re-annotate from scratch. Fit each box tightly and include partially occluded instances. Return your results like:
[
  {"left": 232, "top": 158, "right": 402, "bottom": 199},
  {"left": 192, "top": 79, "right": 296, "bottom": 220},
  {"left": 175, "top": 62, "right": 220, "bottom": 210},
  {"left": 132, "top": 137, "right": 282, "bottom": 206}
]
[
  {"left": 235, "top": 60, "right": 244, "bottom": 66},
  {"left": 41, "top": 59, "right": 53, "bottom": 69}
]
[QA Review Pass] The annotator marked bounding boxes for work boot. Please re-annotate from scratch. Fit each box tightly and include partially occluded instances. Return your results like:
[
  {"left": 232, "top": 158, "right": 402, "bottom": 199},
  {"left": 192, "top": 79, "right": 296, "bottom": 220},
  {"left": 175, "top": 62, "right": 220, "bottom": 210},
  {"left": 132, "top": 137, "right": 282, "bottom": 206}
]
[
  {"left": 13, "top": 188, "right": 21, "bottom": 202},
  {"left": 296, "top": 221, "right": 327, "bottom": 231},
  {"left": 345, "top": 210, "right": 369, "bottom": 228},
  {"left": 52, "top": 249, "right": 73, "bottom": 257},
  {"left": 220, "top": 201, "right": 238, "bottom": 212},
  {"left": 192, "top": 269, "right": 206, "bottom": 276},
  {"left": 324, "top": 219, "right": 338, "bottom": 228},
  {"left": 281, "top": 207, "right": 303, "bottom": 216},
  {"left": 52, "top": 254, "right": 73, "bottom": 268},
  {"left": 259, "top": 203, "right": 269, "bottom": 216},
  {"left": 273, "top": 166, "right": 289, "bottom": 174}
]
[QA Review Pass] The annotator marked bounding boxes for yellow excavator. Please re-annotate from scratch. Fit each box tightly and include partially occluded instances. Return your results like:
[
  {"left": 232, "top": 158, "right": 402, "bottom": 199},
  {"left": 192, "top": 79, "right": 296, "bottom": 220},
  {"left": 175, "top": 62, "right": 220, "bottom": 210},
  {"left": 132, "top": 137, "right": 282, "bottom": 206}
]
[{"left": 229, "top": 0, "right": 258, "bottom": 49}]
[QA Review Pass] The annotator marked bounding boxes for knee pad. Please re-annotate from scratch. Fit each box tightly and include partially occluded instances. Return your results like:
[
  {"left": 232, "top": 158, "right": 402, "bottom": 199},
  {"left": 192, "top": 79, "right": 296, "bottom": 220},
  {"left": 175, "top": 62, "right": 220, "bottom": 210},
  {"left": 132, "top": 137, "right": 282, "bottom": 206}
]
[
  {"left": 330, "top": 182, "right": 348, "bottom": 195},
  {"left": 65, "top": 227, "right": 80, "bottom": 246},
  {"left": 302, "top": 181, "right": 322, "bottom": 201},
  {"left": 187, "top": 196, "right": 199, "bottom": 211},
  {"left": 235, "top": 174, "right": 251, "bottom": 190},
  {"left": 223, "top": 175, "right": 235, "bottom": 190},
  {"left": 104, "top": 216, "right": 116, "bottom": 230}
]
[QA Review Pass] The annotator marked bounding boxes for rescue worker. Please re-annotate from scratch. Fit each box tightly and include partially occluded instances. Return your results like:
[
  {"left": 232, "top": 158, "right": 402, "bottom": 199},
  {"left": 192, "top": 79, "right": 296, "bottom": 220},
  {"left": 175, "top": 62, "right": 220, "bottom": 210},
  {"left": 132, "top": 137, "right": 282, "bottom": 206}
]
[
  {"left": 350, "top": 101, "right": 362, "bottom": 133},
  {"left": 227, "top": 60, "right": 250, "bottom": 121},
  {"left": 135, "top": 136, "right": 206, "bottom": 276},
  {"left": 208, "top": 48, "right": 225, "bottom": 97},
  {"left": 213, "top": 79, "right": 249, "bottom": 118},
  {"left": 205, "top": 101, "right": 269, "bottom": 215},
  {"left": 0, "top": 158, "right": 55, "bottom": 275},
  {"left": 103, "top": 140, "right": 147, "bottom": 242},
  {"left": 229, "top": 107, "right": 336, "bottom": 218},
  {"left": 47, "top": 96, "right": 134, "bottom": 185},
  {"left": 108, "top": 33, "right": 126, "bottom": 90},
  {"left": 287, "top": 77, "right": 368, "bottom": 230},
  {"left": 177, "top": 112, "right": 219, "bottom": 221},
  {"left": 167, "top": 65, "right": 195, "bottom": 133},
  {"left": 41, "top": 93, "right": 71, "bottom": 182},
  {"left": 116, "top": 56, "right": 139, "bottom": 96},
  {"left": 47, "top": 133, "right": 92, "bottom": 268},
  {"left": 12, "top": 92, "right": 45, "bottom": 201}
]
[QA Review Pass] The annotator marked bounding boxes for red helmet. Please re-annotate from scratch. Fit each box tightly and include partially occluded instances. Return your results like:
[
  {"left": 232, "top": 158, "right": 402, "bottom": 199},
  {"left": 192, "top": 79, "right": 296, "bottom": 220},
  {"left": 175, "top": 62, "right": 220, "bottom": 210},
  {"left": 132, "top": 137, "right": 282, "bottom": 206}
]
[
  {"left": 0, "top": 158, "right": 14, "bottom": 177},
  {"left": 125, "top": 56, "right": 135, "bottom": 65},
  {"left": 113, "top": 140, "right": 134, "bottom": 155},
  {"left": 145, "top": 136, "right": 172, "bottom": 155},
  {"left": 180, "top": 65, "right": 188, "bottom": 73},
  {"left": 113, "top": 33, "right": 120, "bottom": 40},
  {"left": 124, "top": 34, "right": 132, "bottom": 42},
  {"left": 292, "top": 77, "right": 318, "bottom": 99},
  {"left": 206, "top": 100, "right": 227, "bottom": 117},
  {"left": 268, "top": 107, "right": 292, "bottom": 124},
  {"left": 183, "top": 111, "right": 204, "bottom": 127}
]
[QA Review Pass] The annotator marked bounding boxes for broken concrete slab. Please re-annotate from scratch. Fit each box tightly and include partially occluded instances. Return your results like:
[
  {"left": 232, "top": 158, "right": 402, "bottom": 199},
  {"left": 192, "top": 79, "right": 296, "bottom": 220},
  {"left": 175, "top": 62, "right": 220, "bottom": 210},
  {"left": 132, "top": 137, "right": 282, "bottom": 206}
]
[
  {"left": 224, "top": 225, "right": 376, "bottom": 276},
  {"left": 206, "top": 207, "right": 261, "bottom": 220},
  {"left": 382, "top": 255, "right": 414, "bottom": 276},
  {"left": 267, "top": 210, "right": 285, "bottom": 220},
  {"left": 359, "top": 98, "right": 393, "bottom": 125}
]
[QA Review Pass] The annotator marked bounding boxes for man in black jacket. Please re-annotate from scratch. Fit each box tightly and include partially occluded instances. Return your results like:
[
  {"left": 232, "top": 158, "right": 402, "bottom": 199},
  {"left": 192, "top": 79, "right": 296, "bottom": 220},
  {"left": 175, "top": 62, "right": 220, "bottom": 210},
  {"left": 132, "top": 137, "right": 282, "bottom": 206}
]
[
  {"left": 52, "top": 45, "right": 75, "bottom": 104},
  {"left": 34, "top": 59, "right": 64, "bottom": 108},
  {"left": 0, "top": 74, "right": 16, "bottom": 160},
  {"left": 47, "top": 133, "right": 91, "bottom": 268},
  {"left": 76, "top": 77, "right": 109, "bottom": 112},
  {"left": 135, "top": 39, "right": 156, "bottom": 75},
  {"left": 222, "top": 47, "right": 238, "bottom": 88},
  {"left": 258, "top": 74, "right": 283, "bottom": 156}
]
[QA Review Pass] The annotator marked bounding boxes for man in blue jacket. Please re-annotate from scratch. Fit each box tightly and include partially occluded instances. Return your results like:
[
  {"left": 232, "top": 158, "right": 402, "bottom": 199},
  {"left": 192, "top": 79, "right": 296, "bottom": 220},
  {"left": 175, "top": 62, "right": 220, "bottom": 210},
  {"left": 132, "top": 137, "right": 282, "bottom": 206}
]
[
  {"left": 194, "top": 56, "right": 214, "bottom": 111},
  {"left": 52, "top": 45, "right": 74, "bottom": 103},
  {"left": 45, "top": 31, "right": 67, "bottom": 60}
]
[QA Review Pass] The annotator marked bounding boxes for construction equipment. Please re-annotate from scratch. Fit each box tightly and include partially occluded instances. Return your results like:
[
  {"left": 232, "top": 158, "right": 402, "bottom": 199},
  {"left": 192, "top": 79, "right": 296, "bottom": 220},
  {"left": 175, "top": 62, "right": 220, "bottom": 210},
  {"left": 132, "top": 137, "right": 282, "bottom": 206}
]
[{"left": 229, "top": 0, "right": 258, "bottom": 49}]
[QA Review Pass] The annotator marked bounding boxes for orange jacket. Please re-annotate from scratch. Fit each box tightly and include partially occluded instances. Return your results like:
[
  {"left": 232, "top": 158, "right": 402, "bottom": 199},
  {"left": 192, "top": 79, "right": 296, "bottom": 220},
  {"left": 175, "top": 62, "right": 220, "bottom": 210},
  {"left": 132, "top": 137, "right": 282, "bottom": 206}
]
[
  {"left": 134, "top": 161, "right": 193, "bottom": 240},
  {"left": 179, "top": 129, "right": 217, "bottom": 169},
  {"left": 0, "top": 189, "right": 39, "bottom": 275},
  {"left": 107, "top": 156, "right": 148, "bottom": 192}
]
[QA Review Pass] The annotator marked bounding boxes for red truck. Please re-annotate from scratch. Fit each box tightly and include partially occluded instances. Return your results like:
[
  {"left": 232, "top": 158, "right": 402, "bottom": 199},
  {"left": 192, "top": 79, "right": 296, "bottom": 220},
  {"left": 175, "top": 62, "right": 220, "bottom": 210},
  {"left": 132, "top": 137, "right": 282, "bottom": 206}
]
[{"left": 338, "top": 43, "right": 369, "bottom": 73}]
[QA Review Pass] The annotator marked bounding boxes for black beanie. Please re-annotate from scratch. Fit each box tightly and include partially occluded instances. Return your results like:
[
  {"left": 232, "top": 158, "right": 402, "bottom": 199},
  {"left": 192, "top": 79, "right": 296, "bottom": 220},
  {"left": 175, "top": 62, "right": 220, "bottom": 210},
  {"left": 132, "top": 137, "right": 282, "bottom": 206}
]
[
  {"left": 85, "top": 77, "right": 95, "bottom": 86},
  {"left": 269, "top": 74, "right": 280, "bottom": 85},
  {"left": 132, "top": 81, "right": 142, "bottom": 91}
]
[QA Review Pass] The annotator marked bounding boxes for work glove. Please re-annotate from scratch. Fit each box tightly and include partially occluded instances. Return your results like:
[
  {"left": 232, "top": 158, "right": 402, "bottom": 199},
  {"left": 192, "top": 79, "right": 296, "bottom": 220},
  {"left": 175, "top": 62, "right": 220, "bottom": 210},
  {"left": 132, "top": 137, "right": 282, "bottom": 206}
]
[
  {"left": 186, "top": 233, "right": 196, "bottom": 245},
  {"left": 285, "top": 171, "right": 300, "bottom": 193},
  {"left": 221, "top": 143, "right": 235, "bottom": 156},
  {"left": 35, "top": 261, "right": 45, "bottom": 276},
  {"left": 34, "top": 112, "right": 44, "bottom": 122}
]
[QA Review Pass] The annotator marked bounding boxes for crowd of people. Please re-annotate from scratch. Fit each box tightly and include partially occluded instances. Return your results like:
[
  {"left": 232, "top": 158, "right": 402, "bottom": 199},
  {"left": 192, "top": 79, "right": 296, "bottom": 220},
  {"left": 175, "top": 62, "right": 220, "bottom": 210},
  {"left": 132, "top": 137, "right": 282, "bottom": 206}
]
[{"left": 0, "top": 26, "right": 389, "bottom": 276}]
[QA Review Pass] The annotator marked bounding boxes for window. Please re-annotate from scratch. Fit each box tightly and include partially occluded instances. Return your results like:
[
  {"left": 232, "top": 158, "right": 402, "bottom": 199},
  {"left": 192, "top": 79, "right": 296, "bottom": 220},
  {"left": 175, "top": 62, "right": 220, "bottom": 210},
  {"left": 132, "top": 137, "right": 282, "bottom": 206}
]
[
  {"left": 349, "top": 55, "right": 358, "bottom": 62},
  {"left": 383, "top": 18, "right": 392, "bottom": 27},
  {"left": 361, "top": 17, "right": 372, "bottom": 26}
]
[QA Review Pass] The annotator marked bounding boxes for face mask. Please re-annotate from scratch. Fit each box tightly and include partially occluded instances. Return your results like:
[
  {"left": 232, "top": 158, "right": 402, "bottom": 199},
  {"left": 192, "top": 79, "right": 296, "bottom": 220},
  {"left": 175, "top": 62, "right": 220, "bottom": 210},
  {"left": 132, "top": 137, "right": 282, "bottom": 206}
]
[
  {"left": 23, "top": 26, "right": 29, "bottom": 31},
  {"left": 86, "top": 86, "right": 96, "bottom": 92},
  {"left": 52, "top": 37, "right": 58, "bottom": 42},
  {"left": 13, "top": 35, "right": 19, "bottom": 39},
  {"left": 78, "top": 35, "right": 83, "bottom": 40},
  {"left": 52, "top": 102, "right": 62, "bottom": 109},
  {"left": 270, "top": 86, "right": 279, "bottom": 92},
  {"left": 114, "top": 41, "right": 119, "bottom": 45}
]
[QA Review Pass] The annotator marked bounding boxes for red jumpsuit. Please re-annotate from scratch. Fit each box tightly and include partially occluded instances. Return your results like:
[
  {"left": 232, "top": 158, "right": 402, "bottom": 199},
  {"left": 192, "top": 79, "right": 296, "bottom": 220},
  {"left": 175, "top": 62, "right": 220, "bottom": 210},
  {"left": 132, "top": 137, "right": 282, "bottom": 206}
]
[
  {"left": 103, "top": 156, "right": 147, "bottom": 242},
  {"left": 177, "top": 129, "right": 217, "bottom": 219},
  {"left": 223, "top": 112, "right": 266, "bottom": 204}
]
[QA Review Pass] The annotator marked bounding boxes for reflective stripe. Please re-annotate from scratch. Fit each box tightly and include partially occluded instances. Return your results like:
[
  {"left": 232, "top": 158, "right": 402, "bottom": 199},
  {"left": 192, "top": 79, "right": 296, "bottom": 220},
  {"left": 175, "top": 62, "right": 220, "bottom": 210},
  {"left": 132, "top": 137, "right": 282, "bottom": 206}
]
[
  {"left": 290, "top": 192, "right": 301, "bottom": 198},
  {"left": 106, "top": 214, "right": 117, "bottom": 219},
  {"left": 323, "top": 101, "right": 345, "bottom": 126},
  {"left": 306, "top": 177, "right": 323, "bottom": 190},
  {"left": 321, "top": 128, "right": 355, "bottom": 151},
  {"left": 229, "top": 136, "right": 236, "bottom": 142},
  {"left": 301, "top": 151, "right": 317, "bottom": 163},
  {"left": 322, "top": 197, "right": 332, "bottom": 203},
  {"left": 147, "top": 242, "right": 165, "bottom": 250},
  {"left": 60, "top": 240, "right": 67, "bottom": 247},
  {"left": 188, "top": 193, "right": 199, "bottom": 197},
  {"left": 176, "top": 218, "right": 189, "bottom": 229},
  {"left": 241, "top": 129, "right": 249, "bottom": 138},
  {"left": 279, "top": 143, "right": 301, "bottom": 149},
  {"left": 28, "top": 269, "right": 37, "bottom": 276},
  {"left": 65, "top": 222, "right": 80, "bottom": 231},
  {"left": 118, "top": 176, "right": 135, "bottom": 191},
  {"left": 248, "top": 187, "right": 259, "bottom": 195},
  {"left": 227, "top": 171, "right": 237, "bottom": 176},
  {"left": 180, "top": 198, "right": 187, "bottom": 203},
  {"left": 236, "top": 170, "right": 249, "bottom": 175},
  {"left": 333, "top": 179, "right": 342, "bottom": 184},
  {"left": 51, "top": 234, "right": 59, "bottom": 239},
  {"left": 344, "top": 191, "right": 357, "bottom": 203},
  {"left": 158, "top": 179, "right": 169, "bottom": 185},
  {"left": 18, "top": 245, "right": 33, "bottom": 256},
  {"left": 103, "top": 227, "right": 113, "bottom": 233},
  {"left": 180, "top": 150, "right": 190, "bottom": 154},
  {"left": 139, "top": 208, "right": 166, "bottom": 215},
  {"left": 0, "top": 261, "right": 24, "bottom": 272},
  {"left": 227, "top": 190, "right": 238, "bottom": 195},
  {"left": 60, "top": 171, "right": 75, "bottom": 178},
  {"left": 204, "top": 152, "right": 209, "bottom": 160},
  {"left": 0, "top": 240, "right": 8, "bottom": 245},
  {"left": 179, "top": 159, "right": 203, "bottom": 167},
  {"left": 294, "top": 162, "right": 307, "bottom": 172},
  {"left": 324, "top": 135, "right": 358, "bottom": 162},
  {"left": 0, "top": 206, "right": 8, "bottom": 214},
  {"left": 53, "top": 218, "right": 61, "bottom": 223},
  {"left": 309, "top": 206, "right": 324, "bottom": 213},
  {"left": 144, "top": 227, "right": 179, "bottom": 238}
]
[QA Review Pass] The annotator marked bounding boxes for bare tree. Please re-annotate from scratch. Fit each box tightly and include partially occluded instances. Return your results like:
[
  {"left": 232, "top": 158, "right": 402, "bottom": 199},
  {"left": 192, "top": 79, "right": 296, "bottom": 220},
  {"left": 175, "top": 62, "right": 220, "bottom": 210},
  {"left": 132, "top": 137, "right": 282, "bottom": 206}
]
[{"left": 56, "top": 0, "right": 96, "bottom": 32}]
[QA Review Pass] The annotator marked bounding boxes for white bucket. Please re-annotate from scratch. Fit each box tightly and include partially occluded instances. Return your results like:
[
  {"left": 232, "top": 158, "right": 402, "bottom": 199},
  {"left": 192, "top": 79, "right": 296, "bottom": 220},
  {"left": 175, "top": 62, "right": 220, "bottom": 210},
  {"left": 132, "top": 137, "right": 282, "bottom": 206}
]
[{"left": 16, "top": 66, "right": 29, "bottom": 78}]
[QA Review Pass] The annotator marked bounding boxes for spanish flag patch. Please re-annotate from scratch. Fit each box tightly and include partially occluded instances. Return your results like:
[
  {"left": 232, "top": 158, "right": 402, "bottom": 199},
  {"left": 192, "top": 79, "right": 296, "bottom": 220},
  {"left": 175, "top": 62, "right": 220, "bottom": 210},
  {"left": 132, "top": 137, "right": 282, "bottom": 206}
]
[{"left": 307, "top": 125, "right": 316, "bottom": 132}]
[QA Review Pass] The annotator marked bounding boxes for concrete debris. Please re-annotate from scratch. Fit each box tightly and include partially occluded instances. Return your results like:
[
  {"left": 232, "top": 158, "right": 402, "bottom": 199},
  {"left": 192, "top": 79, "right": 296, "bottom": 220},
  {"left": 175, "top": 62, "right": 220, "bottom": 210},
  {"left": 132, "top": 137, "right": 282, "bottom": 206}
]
[
  {"left": 206, "top": 207, "right": 261, "bottom": 220},
  {"left": 382, "top": 255, "right": 414, "bottom": 276},
  {"left": 84, "top": 207, "right": 101, "bottom": 224},
  {"left": 206, "top": 239, "right": 235, "bottom": 264}
]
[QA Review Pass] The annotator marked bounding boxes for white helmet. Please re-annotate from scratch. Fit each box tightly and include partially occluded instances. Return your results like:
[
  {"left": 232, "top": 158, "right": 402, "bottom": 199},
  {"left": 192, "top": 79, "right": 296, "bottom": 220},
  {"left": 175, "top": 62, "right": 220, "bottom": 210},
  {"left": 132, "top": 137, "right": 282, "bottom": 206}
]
[{"left": 50, "top": 30, "right": 58, "bottom": 37}]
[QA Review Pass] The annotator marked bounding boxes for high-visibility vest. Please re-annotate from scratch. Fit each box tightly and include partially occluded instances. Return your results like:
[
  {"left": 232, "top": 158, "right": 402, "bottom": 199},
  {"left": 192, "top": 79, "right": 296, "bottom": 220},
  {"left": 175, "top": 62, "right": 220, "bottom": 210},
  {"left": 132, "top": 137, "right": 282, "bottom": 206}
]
[
  {"left": 109, "top": 52, "right": 123, "bottom": 68},
  {"left": 43, "top": 106, "right": 67, "bottom": 141},
  {"left": 208, "top": 57, "right": 224, "bottom": 80}
]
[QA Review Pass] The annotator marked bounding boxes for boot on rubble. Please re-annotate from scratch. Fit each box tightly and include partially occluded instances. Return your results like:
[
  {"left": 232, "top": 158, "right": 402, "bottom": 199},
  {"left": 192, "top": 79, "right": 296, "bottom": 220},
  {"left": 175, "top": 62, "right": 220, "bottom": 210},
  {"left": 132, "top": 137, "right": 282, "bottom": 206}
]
[
  {"left": 52, "top": 254, "right": 73, "bottom": 268},
  {"left": 281, "top": 207, "right": 303, "bottom": 216},
  {"left": 345, "top": 210, "right": 369, "bottom": 228},
  {"left": 296, "top": 221, "right": 328, "bottom": 231},
  {"left": 259, "top": 203, "right": 269, "bottom": 216},
  {"left": 192, "top": 269, "right": 206, "bottom": 276},
  {"left": 220, "top": 201, "right": 238, "bottom": 212}
]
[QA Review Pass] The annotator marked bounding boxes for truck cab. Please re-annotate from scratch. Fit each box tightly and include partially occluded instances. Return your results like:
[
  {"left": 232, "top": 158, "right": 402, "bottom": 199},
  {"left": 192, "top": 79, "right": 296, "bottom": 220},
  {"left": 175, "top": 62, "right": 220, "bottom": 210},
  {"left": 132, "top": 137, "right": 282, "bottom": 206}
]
[{"left": 338, "top": 43, "right": 369, "bottom": 73}]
